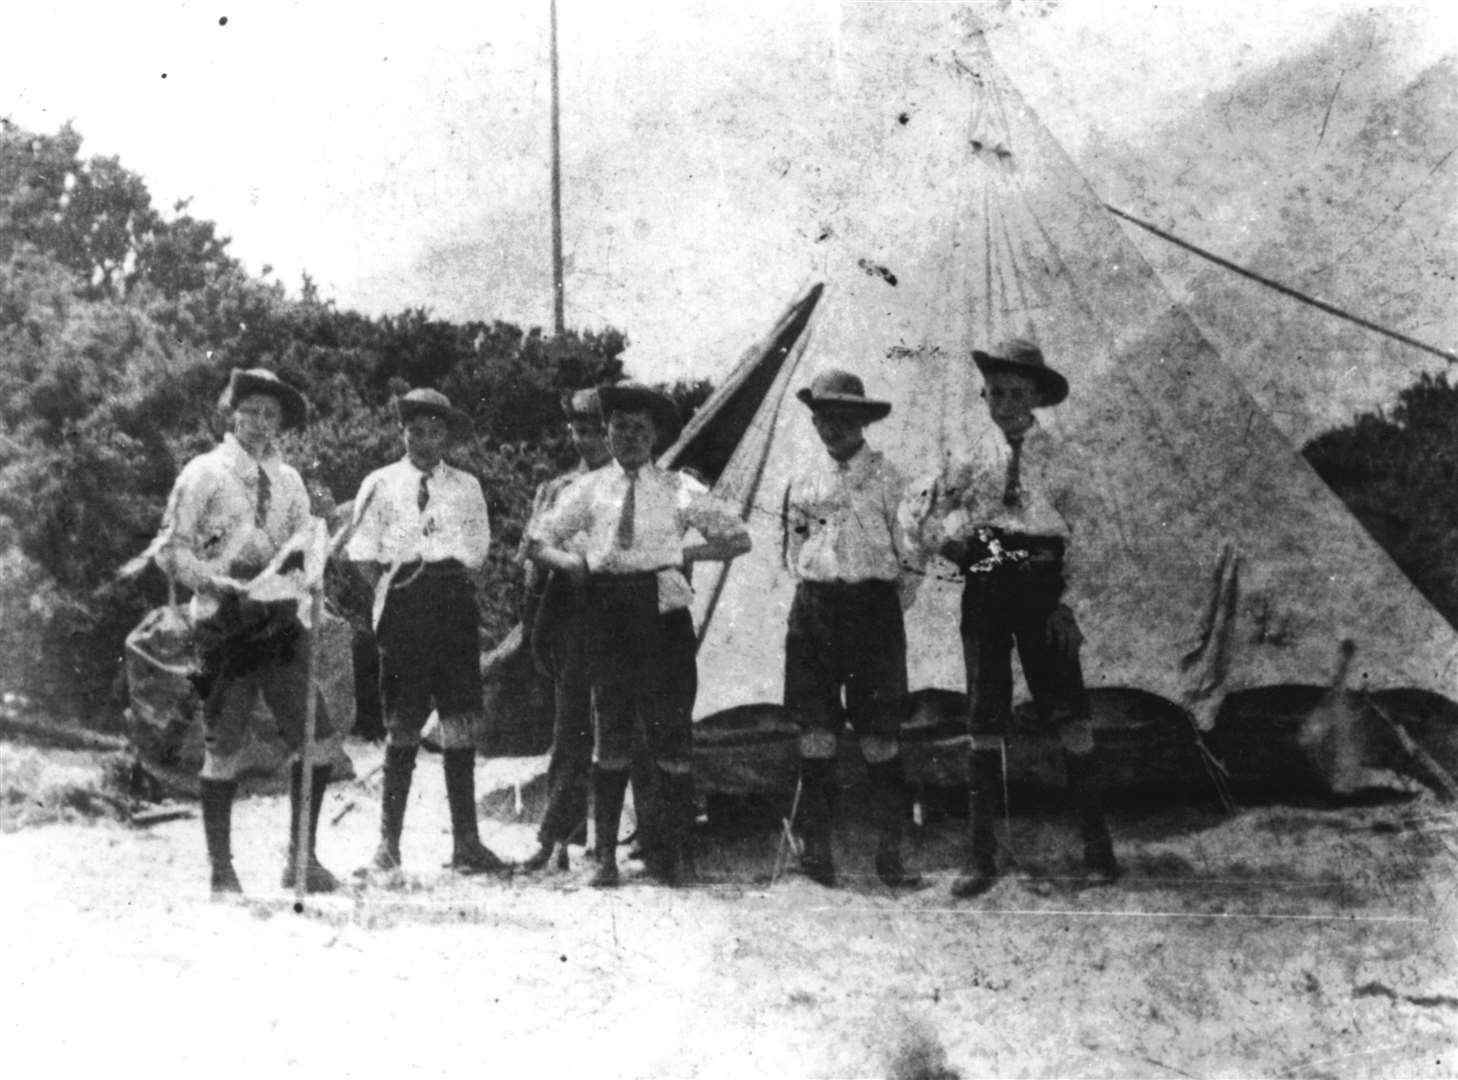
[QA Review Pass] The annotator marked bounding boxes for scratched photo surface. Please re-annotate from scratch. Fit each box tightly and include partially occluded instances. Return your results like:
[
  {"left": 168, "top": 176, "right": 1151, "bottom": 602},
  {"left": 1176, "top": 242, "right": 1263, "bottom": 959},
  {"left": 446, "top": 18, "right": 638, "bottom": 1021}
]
[{"left": 2, "top": 2, "right": 1455, "bottom": 1078}]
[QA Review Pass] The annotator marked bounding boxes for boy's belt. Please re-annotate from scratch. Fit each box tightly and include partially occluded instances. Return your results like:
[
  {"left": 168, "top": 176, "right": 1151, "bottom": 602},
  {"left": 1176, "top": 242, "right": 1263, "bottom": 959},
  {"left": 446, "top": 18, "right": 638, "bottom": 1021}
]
[
  {"left": 998, "top": 534, "right": 1065, "bottom": 562},
  {"left": 959, "top": 530, "right": 1065, "bottom": 576},
  {"left": 393, "top": 558, "right": 468, "bottom": 585},
  {"left": 589, "top": 570, "right": 663, "bottom": 589}
]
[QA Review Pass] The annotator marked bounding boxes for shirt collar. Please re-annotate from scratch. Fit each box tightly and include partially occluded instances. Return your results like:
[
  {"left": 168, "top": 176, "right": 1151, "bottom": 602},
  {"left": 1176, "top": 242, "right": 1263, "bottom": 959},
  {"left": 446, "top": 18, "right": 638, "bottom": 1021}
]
[
  {"left": 985, "top": 419, "right": 1042, "bottom": 452},
  {"left": 829, "top": 441, "right": 873, "bottom": 475},
  {"left": 220, "top": 432, "right": 280, "bottom": 470},
  {"left": 404, "top": 455, "right": 445, "bottom": 480},
  {"left": 1009, "top": 418, "right": 1041, "bottom": 444},
  {"left": 611, "top": 459, "right": 654, "bottom": 481}
]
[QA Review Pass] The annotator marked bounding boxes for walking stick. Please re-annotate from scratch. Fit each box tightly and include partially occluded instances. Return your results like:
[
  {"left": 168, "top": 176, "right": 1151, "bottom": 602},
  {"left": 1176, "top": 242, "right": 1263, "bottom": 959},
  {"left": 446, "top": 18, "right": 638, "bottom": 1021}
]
[
  {"left": 279, "top": 507, "right": 371, "bottom": 904},
  {"left": 293, "top": 572, "right": 325, "bottom": 904}
]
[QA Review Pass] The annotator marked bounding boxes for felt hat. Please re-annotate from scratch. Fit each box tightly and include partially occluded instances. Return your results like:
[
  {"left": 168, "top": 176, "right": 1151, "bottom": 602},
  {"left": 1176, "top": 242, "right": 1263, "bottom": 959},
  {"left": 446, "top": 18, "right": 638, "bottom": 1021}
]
[
  {"left": 395, "top": 387, "right": 473, "bottom": 439},
  {"left": 217, "top": 368, "right": 309, "bottom": 430},
  {"left": 971, "top": 338, "right": 1069, "bottom": 407},
  {"left": 597, "top": 381, "right": 681, "bottom": 442},
  {"left": 795, "top": 369, "right": 892, "bottom": 422}
]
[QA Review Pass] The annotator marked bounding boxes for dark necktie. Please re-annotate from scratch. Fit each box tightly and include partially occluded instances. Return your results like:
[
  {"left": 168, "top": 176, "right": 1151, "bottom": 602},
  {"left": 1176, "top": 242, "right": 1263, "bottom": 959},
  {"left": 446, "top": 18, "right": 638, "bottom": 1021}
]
[
  {"left": 1002, "top": 435, "right": 1024, "bottom": 508},
  {"left": 255, "top": 466, "right": 271, "bottom": 527},
  {"left": 616, "top": 471, "right": 637, "bottom": 549},
  {"left": 418, "top": 473, "right": 431, "bottom": 513}
]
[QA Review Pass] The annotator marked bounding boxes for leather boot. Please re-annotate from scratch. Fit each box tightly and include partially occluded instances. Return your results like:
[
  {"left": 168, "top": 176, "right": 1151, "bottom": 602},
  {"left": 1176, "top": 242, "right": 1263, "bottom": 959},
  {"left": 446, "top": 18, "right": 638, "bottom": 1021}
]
[
  {"left": 589, "top": 766, "right": 630, "bottom": 888},
  {"left": 796, "top": 758, "right": 837, "bottom": 887},
  {"left": 200, "top": 778, "right": 242, "bottom": 897},
  {"left": 642, "top": 769, "right": 698, "bottom": 887},
  {"left": 443, "top": 748, "right": 510, "bottom": 875},
  {"left": 950, "top": 749, "right": 1002, "bottom": 899},
  {"left": 533, "top": 732, "right": 591, "bottom": 869},
  {"left": 868, "top": 758, "right": 922, "bottom": 889},
  {"left": 282, "top": 763, "right": 338, "bottom": 893},
  {"left": 519, "top": 842, "right": 555, "bottom": 873},
  {"left": 371, "top": 745, "right": 417, "bottom": 871},
  {"left": 671, "top": 772, "right": 701, "bottom": 887},
  {"left": 1065, "top": 750, "right": 1119, "bottom": 886},
  {"left": 629, "top": 754, "right": 660, "bottom": 870}
]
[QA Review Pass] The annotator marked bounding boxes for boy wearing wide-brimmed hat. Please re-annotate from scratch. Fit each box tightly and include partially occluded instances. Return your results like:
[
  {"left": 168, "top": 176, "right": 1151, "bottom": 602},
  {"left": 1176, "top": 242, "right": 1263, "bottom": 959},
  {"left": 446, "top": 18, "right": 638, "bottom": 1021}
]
[
  {"left": 527, "top": 381, "right": 751, "bottom": 887},
  {"left": 783, "top": 369, "right": 925, "bottom": 889},
  {"left": 902, "top": 338, "right": 1118, "bottom": 898},
  {"left": 346, "top": 388, "right": 508, "bottom": 878},
  {"left": 516, "top": 388, "right": 613, "bottom": 873},
  {"left": 155, "top": 367, "right": 339, "bottom": 897}
]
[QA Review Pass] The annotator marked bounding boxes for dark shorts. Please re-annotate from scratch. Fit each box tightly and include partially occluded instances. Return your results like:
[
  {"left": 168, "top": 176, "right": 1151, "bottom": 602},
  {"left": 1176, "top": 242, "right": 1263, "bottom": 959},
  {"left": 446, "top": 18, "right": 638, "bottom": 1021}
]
[
  {"left": 960, "top": 560, "right": 1089, "bottom": 735},
  {"left": 197, "top": 598, "right": 334, "bottom": 760},
  {"left": 783, "top": 579, "right": 908, "bottom": 742},
  {"left": 202, "top": 635, "right": 335, "bottom": 760},
  {"left": 584, "top": 574, "right": 696, "bottom": 768},
  {"left": 376, "top": 563, "right": 483, "bottom": 733}
]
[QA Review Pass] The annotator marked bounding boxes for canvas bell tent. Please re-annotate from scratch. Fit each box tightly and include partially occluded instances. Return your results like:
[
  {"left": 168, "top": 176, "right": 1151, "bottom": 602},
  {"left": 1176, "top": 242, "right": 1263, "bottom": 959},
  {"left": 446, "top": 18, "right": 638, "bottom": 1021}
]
[{"left": 673, "top": 29, "right": 1458, "bottom": 797}]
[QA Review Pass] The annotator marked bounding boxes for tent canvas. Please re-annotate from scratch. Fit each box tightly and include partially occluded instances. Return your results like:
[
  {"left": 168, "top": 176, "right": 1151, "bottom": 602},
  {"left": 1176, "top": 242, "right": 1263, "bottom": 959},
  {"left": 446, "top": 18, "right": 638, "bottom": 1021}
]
[{"left": 682, "top": 28, "right": 1458, "bottom": 753}]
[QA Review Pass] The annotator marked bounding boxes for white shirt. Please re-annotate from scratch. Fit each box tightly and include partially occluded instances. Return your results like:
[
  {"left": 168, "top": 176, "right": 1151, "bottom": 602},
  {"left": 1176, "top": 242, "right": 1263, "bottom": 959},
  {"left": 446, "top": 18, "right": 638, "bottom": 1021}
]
[
  {"left": 531, "top": 461, "right": 748, "bottom": 612},
  {"left": 346, "top": 457, "right": 491, "bottom": 572},
  {"left": 156, "top": 433, "right": 312, "bottom": 614},
  {"left": 902, "top": 420, "right": 1076, "bottom": 557},
  {"left": 516, "top": 463, "right": 594, "bottom": 600},
  {"left": 782, "top": 444, "right": 922, "bottom": 586}
]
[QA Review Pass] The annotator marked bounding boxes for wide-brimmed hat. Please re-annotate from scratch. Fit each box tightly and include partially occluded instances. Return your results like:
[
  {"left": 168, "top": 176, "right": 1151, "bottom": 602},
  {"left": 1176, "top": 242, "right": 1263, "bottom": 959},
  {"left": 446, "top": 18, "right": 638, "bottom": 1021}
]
[
  {"left": 971, "top": 339, "right": 1069, "bottom": 406},
  {"left": 597, "top": 381, "right": 681, "bottom": 443},
  {"left": 795, "top": 369, "right": 892, "bottom": 422},
  {"left": 394, "top": 388, "right": 473, "bottom": 440},
  {"left": 559, "top": 388, "right": 604, "bottom": 423},
  {"left": 217, "top": 368, "right": 309, "bottom": 430}
]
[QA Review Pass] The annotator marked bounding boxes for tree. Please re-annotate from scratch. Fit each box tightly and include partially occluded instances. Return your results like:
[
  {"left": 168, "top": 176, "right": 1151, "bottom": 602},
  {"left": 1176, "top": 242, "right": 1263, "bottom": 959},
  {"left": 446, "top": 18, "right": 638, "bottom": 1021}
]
[
  {"left": 0, "top": 118, "right": 674, "bottom": 723},
  {"left": 1, "top": 121, "right": 163, "bottom": 299},
  {"left": 1304, "top": 372, "right": 1458, "bottom": 628}
]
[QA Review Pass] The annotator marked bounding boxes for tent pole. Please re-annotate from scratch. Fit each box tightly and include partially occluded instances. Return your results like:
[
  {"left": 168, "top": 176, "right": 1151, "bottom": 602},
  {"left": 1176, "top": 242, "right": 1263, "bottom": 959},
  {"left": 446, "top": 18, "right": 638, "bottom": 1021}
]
[{"left": 772, "top": 777, "right": 805, "bottom": 885}]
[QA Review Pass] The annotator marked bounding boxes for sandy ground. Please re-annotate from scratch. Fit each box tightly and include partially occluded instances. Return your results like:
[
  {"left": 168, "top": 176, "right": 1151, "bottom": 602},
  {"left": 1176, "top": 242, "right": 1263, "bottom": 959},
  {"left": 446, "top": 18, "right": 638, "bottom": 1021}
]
[{"left": 2, "top": 738, "right": 1456, "bottom": 1080}]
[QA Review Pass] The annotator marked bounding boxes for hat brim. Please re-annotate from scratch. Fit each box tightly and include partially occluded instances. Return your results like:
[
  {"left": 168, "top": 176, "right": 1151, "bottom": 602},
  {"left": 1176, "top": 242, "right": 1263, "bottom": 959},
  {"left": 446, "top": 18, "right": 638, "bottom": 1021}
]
[
  {"left": 598, "top": 385, "right": 682, "bottom": 443},
  {"left": 396, "top": 400, "right": 474, "bottom": 439},
  {"left": 971, "top": 352, "right": 1069, "bottom": 407},
  {"left": 220, "top": 372, "right": 309, "bottom": 430},
  {"left": 795, "top": 387, "right": 893, "bottom": 421}
]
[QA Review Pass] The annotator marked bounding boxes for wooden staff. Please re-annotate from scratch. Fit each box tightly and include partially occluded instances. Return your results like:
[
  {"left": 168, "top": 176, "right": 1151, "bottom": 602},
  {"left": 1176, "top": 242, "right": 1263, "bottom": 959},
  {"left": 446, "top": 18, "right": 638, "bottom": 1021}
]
[
  {"left": 288, "top": 502, "right": 375, "bottom": 903},
  {"left": 293, "top": 585, "right": 324, "bottom": 904}
]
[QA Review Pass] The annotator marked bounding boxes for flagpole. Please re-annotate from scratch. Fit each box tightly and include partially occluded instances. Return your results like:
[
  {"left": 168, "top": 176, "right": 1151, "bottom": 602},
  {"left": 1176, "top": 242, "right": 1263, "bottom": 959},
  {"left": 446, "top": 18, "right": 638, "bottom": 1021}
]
[{"left": 550, "top": 0, "right": 565, "bottom": 337}]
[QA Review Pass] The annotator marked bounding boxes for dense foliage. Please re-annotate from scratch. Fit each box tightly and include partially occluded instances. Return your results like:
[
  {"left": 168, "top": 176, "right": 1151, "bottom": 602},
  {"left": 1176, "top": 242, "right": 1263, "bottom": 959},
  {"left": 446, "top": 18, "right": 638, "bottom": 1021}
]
[
  {"left": 1303, "top": 372, "right": 1458, "bottom": 630},
  {"left": 0, "top": 120, "right": 706, "bottom": 723}
]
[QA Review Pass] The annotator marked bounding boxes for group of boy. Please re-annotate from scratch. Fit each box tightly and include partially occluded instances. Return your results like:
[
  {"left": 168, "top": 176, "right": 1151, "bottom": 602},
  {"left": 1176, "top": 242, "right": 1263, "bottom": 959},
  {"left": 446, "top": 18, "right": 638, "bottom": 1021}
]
[{"left": 153, "top": 337, "right": 1117, "bottom": 900}]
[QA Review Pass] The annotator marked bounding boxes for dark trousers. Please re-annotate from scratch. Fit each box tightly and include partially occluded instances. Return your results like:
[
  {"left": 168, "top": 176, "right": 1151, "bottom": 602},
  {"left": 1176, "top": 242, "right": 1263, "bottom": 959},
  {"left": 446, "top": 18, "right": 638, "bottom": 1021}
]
[
  {"left": 959, "top": 569, "right": 1089, "bottom": 735},
  {"left": 585, "top": 575, "right": 697, "bottom": 769},
  {"left": 784, "top": 580, "right": 908, "bottom": 743},
  {"left": 535, "top": 582, "right": 593, "bottom": 847},
  {"left": 958, "top": 551, "right": 1115, "bottom": 880},
  {"left": 376, "top": 564, "right": 483, "bottom": 741}
]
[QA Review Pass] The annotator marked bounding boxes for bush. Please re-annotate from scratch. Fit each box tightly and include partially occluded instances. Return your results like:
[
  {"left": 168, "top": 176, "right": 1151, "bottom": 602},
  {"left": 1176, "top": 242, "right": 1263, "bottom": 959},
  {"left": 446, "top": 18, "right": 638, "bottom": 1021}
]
[
  {"left": 1, "top": 119, "right": 707, "bottom": 729},
  {"left": 1304, "top": 372, "right": 1458, "bottom": 628}
]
